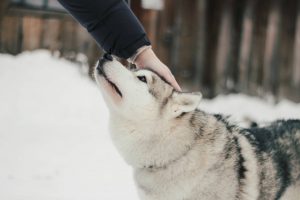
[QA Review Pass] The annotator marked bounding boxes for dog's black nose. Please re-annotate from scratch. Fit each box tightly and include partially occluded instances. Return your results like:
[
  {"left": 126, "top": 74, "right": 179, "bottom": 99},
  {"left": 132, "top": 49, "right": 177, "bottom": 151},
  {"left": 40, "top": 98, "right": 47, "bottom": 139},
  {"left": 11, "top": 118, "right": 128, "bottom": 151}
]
[
  {"left": 103, "top": 53, "right": 113, "bottom": 61},
  {"left": 97, "top": 53, "right": 113, "bottom": 74},
  {"left": 99, "top": 53, "right": 113, "bottom": 67}
]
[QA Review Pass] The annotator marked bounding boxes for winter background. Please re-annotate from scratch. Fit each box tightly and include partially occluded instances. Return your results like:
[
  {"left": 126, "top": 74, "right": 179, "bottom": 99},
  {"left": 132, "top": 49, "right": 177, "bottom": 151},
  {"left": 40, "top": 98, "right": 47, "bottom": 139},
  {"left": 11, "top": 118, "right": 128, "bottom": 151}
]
[{"left": 0, "top": 50, "right": 300, "bottom": 200}]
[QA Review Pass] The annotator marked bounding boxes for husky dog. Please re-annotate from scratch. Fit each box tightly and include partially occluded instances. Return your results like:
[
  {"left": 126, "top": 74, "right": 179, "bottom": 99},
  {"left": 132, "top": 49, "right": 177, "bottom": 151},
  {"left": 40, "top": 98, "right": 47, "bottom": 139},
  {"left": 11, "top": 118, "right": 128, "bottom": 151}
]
[{"left": 94, "top": 54, "right": 300, "bottom": 200}]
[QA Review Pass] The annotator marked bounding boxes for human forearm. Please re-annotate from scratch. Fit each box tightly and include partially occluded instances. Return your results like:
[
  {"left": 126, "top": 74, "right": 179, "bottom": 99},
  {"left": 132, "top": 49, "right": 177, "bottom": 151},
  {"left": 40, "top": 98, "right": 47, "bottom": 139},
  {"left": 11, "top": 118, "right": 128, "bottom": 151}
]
[{"left": 58, "top": 0, "right": 150, "bottom": 58}]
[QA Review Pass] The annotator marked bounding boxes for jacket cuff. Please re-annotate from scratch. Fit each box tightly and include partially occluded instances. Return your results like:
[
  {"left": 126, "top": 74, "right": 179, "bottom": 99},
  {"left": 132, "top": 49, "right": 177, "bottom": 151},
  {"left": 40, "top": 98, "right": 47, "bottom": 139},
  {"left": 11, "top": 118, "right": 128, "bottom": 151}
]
[
  {"left": 127, "top": 45, "right": 152, "bottom": 63},
  {"left": 89, "top": 23, "right": 151, "bottom": 59},
  {"left": 117, "top": 36, "right": 151, "bottom": 59}
]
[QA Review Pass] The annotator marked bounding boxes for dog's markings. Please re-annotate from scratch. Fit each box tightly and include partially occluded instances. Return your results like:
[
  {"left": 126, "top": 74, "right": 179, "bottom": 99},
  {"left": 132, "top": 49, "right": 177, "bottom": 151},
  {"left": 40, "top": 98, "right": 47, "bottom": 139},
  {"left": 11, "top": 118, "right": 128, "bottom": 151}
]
[
  {"left": 236, "top": 133, "right": 260, "bottom": 200},
  {"left": 241, "top": 120, "right": 300, "bottom": 199},
  {"left": 148, "top": 76, "right": 172, "bottom": 101},
  {"left": 223, "top": 139, "right": 234, "bottom": 160},
  {"left": 149, "top": 89, "right": 159, "bottom": 99},
  {"left": 214, "top": 114, "right": 236, "bottom": 132},
  {"left": 233, "top": 136, "right": 247, "bottom": 183},
  {"left": 151, "top": 75, "right": 156, "bottom": 84},
  {"left": 210, "top": 113, "right": 261, "bottom": 200},
  {"left": 141, "top": 69, "right": 175, "bottom": 113},
  {"left": 189, "top": 111, "right": 197, "bottom": 128},
  {"left": 176, "top": 112, "right": 187, "bottom": 119},
  {"left": 143, "top": 68, "right": 172, "bottom": 87},
  {"left": 160, "top": 88, "right": 175, "bottom": 112},
  {"left": 189, "top": 110, "right": 207, "bottom": 138},
  {"left": 143, "top": 138, "right": 199, "bottom": 172},
  {"left": 197, "top": 113, "right": 207, "bottom": 137}
]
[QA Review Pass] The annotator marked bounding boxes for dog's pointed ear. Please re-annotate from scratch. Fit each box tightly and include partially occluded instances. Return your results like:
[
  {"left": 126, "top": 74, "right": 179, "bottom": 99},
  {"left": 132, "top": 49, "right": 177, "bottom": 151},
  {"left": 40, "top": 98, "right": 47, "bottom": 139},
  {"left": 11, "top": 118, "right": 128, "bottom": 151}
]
[{"left": 171, "top": 92, "right": 202, "bottom": 117}]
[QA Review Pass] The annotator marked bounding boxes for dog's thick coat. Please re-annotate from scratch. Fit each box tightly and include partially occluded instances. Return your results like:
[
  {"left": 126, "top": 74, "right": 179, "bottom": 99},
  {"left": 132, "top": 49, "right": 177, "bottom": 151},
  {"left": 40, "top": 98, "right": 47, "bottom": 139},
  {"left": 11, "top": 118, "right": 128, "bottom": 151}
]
[{"left": 94, "top": 57, "right": 300, "bottom": 200}]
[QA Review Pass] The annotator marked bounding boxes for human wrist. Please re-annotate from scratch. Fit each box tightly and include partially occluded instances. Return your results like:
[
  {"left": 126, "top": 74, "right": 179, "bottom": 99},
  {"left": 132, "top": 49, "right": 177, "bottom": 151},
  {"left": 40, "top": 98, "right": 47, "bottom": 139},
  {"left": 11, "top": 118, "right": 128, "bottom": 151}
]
[{"left": 128, "top": 46, "right": 156, "bottom": 68}]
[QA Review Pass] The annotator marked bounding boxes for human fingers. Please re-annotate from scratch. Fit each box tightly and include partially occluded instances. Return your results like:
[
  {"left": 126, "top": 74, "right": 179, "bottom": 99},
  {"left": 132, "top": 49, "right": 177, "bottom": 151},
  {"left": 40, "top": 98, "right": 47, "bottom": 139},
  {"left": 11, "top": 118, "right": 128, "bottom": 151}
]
[
  {"left": 165, "top": 71, "right": 182, "bottom": 91},
  {"left": 155, "top": 66, "right": 181, "bottom": 91}
]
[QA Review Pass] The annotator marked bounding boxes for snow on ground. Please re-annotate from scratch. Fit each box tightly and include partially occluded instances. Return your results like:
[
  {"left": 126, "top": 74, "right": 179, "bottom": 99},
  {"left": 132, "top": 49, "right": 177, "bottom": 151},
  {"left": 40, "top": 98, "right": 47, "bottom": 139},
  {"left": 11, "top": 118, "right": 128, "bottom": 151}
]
[
  {"left": 0, "top": 50, "right": 299, "bottom": 200},
  {"left": 0, "top": 50, "right": 138, "bottom": 200},
  {"left": 200, "top": 94, "right": 300, "bottom": 127}
]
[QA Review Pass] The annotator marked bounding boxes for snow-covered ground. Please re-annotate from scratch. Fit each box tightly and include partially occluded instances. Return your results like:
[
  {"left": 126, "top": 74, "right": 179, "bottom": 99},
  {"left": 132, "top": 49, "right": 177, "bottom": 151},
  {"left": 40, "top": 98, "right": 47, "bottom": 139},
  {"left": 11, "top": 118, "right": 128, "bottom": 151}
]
[
  {"left": 0, "top": 50, "right": 299, "bottom": 200},
  {"left": 200, "top": 94, "right": 300, "bottom": 127}
]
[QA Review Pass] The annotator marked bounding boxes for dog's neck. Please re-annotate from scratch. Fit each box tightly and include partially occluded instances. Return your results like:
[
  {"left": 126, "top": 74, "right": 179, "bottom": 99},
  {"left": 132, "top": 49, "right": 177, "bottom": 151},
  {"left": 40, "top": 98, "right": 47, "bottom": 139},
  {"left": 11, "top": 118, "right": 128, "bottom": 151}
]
[
  {"left": 141, "top": 136, "right": 200, "bottom": 172},
  {"left": 109, "top": 110, "right": 228, "bottom": 171},
  {"left": 109, "top": 113, "right": 198, "bottom": 169}
]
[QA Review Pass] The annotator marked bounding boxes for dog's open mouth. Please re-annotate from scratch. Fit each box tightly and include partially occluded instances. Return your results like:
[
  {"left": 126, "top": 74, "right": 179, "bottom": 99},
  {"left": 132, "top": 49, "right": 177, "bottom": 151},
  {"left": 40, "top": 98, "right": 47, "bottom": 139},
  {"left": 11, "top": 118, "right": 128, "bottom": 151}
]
[{"left": 97, "top": 65, "right": 122, "bottom": 97}]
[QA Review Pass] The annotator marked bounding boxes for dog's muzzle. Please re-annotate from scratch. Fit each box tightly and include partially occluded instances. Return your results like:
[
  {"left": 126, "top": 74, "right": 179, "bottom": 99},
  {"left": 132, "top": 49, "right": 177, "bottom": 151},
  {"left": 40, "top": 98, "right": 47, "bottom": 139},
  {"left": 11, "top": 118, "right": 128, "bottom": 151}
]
[
  {"left": 97, "top": 53, "right": 113, "bottom": 75},
  {"left": 96, "top": 53, "right": 123, "bottom": 97}
]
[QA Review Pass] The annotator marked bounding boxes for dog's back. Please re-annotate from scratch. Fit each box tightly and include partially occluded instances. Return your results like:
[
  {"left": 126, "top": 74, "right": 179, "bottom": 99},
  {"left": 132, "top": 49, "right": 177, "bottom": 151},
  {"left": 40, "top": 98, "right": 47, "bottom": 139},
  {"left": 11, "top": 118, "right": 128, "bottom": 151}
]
[{"left": 243, "top": 120, "right": 300, "bottom": 199}]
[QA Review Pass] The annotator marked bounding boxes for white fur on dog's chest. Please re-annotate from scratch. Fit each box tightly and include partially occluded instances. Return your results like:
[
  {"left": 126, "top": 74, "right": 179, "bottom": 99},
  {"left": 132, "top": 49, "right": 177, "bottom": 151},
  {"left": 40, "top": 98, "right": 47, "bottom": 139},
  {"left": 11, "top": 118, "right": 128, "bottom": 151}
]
[
  {"left": 134, "top": 166, "right": 202, "bottom": 200},
  {"left": 133, "top": 143, "right": 238, "bottom": 200},
  {"left": 130, "top": 135, "right": 207, "bottom": 200},
  {"left": 134, "top": 163, "right": 238, "bottom": 200}
]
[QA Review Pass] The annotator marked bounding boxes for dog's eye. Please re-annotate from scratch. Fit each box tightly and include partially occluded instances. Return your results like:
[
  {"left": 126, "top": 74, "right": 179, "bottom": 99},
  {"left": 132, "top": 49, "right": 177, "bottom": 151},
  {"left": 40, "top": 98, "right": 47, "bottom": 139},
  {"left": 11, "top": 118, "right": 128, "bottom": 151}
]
[{"left": 137, "top": 76, "right": 147, "bottom": 83}]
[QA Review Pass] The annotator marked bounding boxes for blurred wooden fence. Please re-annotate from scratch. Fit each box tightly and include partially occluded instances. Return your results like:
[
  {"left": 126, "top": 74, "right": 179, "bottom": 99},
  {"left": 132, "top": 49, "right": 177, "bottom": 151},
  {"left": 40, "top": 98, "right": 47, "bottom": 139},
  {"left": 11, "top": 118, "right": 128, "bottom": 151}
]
[
  {"left": 134, "top": 0, "right": 300, "bottom": 102},
  {"left": 0, "top": 0, "right": 299, "bottom": 102},
  {"left": 0, "top": 0, "right": 100, "bottom": 70}
]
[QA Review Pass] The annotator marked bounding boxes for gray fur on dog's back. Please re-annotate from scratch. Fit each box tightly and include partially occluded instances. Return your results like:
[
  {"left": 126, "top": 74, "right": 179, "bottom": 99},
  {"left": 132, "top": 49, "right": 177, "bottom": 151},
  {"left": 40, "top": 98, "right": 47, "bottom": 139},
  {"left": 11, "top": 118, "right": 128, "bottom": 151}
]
[
  {"left": 186, "top": 112, "right": 300, "bottom": 200},
  {"left": 186, "top": 114, "right": 300, "bottom": 200},
  {"left": 134, "top": 112, "right": 300, "bottom": 200},
  {"left": 242, "top": 120, "right": 300, "bottom": 199}
]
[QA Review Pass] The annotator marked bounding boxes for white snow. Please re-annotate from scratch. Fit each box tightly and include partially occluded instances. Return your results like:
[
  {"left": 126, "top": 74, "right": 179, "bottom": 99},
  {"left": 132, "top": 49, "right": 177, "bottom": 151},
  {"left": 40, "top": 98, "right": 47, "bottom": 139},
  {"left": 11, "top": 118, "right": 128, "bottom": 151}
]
[
  {"left": 0, "top": 50, "right": 138, "bottom": 200},
  {"left": 0, "top": 50, "right": 299, "bottom": 200},
  {"left": 200, "top": 94, "right": 300, "bottom": 127}
]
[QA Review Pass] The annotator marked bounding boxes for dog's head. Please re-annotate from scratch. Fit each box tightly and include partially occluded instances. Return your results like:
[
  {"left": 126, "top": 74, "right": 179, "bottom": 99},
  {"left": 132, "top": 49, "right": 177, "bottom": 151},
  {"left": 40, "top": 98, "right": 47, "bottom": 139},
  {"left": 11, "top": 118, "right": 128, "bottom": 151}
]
[
  {"left": 94, "top": 55, "right": 203, "bottom": 168},
  {"left": 94, "top": 55, "right": 202, "bottom": 121}
]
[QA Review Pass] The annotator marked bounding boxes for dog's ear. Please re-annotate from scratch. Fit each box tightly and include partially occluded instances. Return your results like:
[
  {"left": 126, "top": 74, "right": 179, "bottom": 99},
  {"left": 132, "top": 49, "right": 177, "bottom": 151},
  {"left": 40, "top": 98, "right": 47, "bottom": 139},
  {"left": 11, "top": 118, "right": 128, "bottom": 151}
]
[{"left": 171, "top": 92, "right": 202, "bottom": 117}]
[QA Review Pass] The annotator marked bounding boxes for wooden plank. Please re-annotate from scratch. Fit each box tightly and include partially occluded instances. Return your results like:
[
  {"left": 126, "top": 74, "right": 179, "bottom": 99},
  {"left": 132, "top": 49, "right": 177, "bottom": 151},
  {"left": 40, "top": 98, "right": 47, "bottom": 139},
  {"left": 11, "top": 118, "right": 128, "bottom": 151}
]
[
  {"left": 263, "top": 0, "right": 281, "bottom": 97},
  {"left": 75, "top": 24, "right": 94, "bottom": 53},
  {"left": 0, "top": 0, "right": 3, "bottom": 52},
  {"left": 277, "top": 0, "right": 298, "bottom": 101},
  {"left": 59, "top": 18, "right": 77, "bottom": 58},
  {"left": 0, "top": 0, "right": 8, "bottom": 21},
  {"left": 215, "top": 0, "right": 233, "bottom": 93},
  {"left": 202, "top": 0, "right": 223, "bottom": 98},
  {"left": 238, "top": 0, "right": 255, "bottom": 91},
  {"left": 22, "top": 16, "right": 43, "bottom": 51},
  {"left": 293, "top": 2, "right": 300, "bottom": 88},
  {"left": 0, "top": 0, "right": 8, "bottom": 30},
  {"left": 0, "top": 16, "right": 22, "bottom": 54},
  {"left": 172, "top": 0, "right": 197, "bottom": 86},
  {"left": 169, "top": 0, "right": 182, "bottom": 77},
  {"left": 131, "top": 0, "right": 159, "bottom": 49},
  {"left": 248, "top": 0, "right": 270, "bottom": 96},
  {"left": 75, "top": 23, "right": 101, "bottom": 67},
  {"left": 155, "top": 0, "right": 175, "bottom": 67},
  {"left": 140, "top": 10, "right": 159, "bottom": 49},
  {"left": 229, "top": 0, "right": 245, "bottom": 91},
  {"left": 41, "top": 18, "right": 61, "bottom": 51},
  {"left": 194, "top": 0, "right": 207, "bottom": 89}
]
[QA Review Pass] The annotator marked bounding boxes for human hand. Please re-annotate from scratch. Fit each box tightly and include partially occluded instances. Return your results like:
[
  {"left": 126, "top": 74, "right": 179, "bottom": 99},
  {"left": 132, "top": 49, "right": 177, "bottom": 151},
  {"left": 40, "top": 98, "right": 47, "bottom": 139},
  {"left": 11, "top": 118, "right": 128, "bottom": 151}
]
[{"left": 133, "top": 47, "right": 181, "bottom": 91}]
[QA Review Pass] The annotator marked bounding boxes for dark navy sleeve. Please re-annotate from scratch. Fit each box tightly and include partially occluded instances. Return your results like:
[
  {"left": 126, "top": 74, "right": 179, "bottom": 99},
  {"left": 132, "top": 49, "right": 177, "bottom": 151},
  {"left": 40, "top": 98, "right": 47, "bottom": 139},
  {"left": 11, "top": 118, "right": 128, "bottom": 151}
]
[{"left": 58, "top": 0, "right": 151, "bottom": 59}]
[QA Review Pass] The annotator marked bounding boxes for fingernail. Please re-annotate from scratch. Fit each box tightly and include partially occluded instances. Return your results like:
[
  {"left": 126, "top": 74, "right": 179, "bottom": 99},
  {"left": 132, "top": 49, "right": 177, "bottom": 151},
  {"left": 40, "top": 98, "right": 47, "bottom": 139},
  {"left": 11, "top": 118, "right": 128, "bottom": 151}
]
[{"left": 176, "top": 83, "right": 182, "bottom": 91}]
